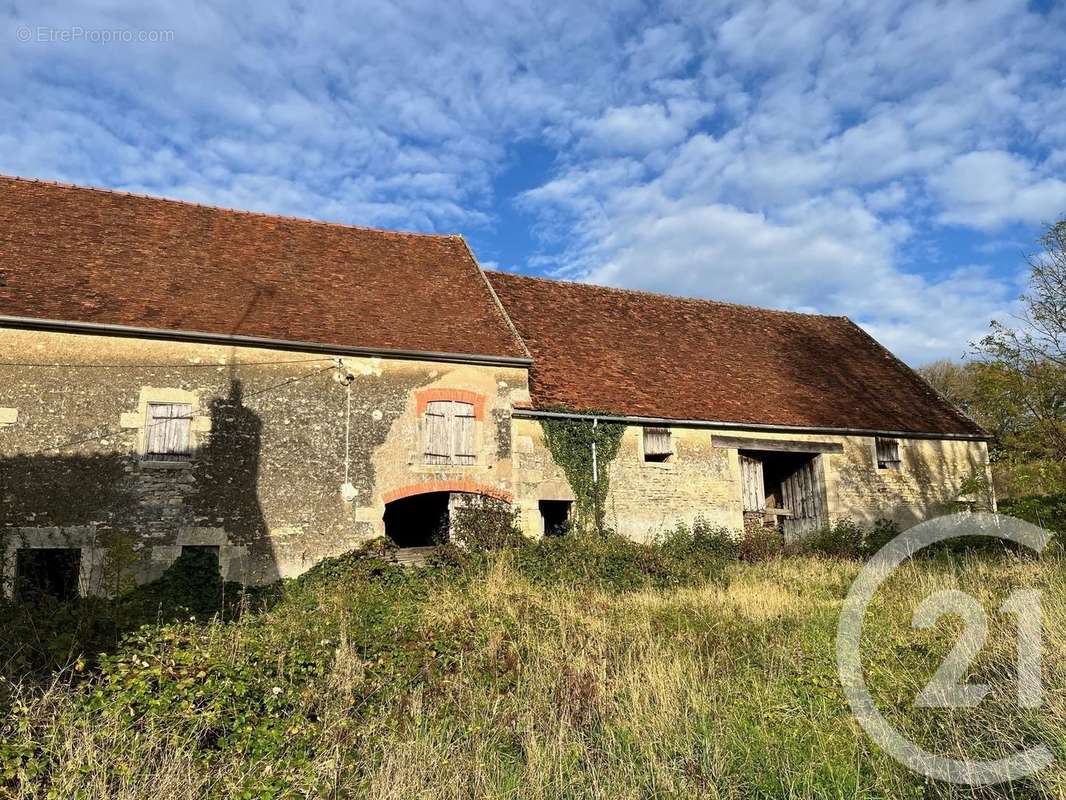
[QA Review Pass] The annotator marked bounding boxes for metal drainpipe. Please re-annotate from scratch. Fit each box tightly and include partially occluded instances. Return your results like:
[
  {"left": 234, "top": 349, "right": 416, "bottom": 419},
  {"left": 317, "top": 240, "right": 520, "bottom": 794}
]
[{"left": 591, "top": 416, "right": 598, "bottom": 485}]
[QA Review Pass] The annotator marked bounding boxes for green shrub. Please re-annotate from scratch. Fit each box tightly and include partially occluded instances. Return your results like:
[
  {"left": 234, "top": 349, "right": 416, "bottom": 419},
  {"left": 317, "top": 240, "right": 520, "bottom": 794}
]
[
  {"left": 0, "top": 549, "right": 248, "bottom": 684},
  {"left": 790, "top": 518, "right": 868, "bottom": 559},
  {"left": 1000, "top": 493, "right": 1066, "bottom": 533},
  {"left": 659, "top": 517, "right": 739, "bottom": 563},
  {"left": 737, "top": 525, "right": 785, "bottom": 562},
  {"left": 449, "top": 495, "right": 525, "bottom": 553},
  {"left": 512, "top": 532, "right": 728, "bottom": 593},
  {"left": 864, "top": 518, "right": 902, "bottom": 554}
]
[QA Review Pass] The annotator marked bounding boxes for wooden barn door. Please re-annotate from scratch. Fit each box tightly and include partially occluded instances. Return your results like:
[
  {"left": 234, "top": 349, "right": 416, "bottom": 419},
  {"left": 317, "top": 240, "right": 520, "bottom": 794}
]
[
  {"left": 781, "top": 455, "right": 827, "bottom": 540},
  {"left": 739, "top": 454, "right": 765, "bottom": 513}
]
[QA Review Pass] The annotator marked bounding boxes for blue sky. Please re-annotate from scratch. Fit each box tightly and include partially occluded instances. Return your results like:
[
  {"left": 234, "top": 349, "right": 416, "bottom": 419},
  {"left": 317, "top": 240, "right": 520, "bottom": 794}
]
[{"left": 4, "top": 1, "right": 1066, "bottom": 364}]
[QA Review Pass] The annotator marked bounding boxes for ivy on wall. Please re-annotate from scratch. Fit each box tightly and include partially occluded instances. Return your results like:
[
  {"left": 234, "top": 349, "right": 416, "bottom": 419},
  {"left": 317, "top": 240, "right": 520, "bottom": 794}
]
[{"left": 539, "top": 410, "right": 624, "bottom": 537}]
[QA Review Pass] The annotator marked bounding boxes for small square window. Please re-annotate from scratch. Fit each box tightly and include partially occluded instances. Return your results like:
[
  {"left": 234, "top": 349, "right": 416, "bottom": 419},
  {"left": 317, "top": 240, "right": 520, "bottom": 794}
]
[
  {"left": 145, "top": 402, "right": 193, "bottom": 461},
  {"left": 180, "top": 545, "right": 220, "bottom": 566},
  {"left": 540, "top": 500, "right": 572, "bottom": 536},
  {"left": 876, "top": 438, "right": 901, "bottom": 470},
  {"left": 15, "top": 548, "right": 81, "bottom": 602},
  {"left": 643, "top": 427, "right": 673, "bottom": 462}
]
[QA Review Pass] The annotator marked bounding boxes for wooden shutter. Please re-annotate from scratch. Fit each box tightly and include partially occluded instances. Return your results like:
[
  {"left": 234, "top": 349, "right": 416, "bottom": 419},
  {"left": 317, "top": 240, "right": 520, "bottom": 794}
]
[
  {"left": 876, "top": 438, "right": 900, "bottom": 467},
  {"left": 146, "top": 403, "right": 192, "bottom": 460},
  {"left": 453, "top": 402, "right": 476, "bottom": 465},
  {"left": 643, "top": 427, "right": 672, "bottom": 457},
  {"left": 782, "top": 456, "right": 826, "bottom": 540},
  {"left": 423, "top": 401, "right": 451, "bottom": 464},
  {"left": 740, "top": 454, "right": 764, "bottom": 512}
]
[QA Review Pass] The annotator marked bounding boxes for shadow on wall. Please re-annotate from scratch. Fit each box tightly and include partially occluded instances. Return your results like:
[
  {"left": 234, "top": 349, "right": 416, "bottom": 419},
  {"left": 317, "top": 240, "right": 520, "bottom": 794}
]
[
  {"left": 191, "top": 379, "right": 274, "bottom": 583},
  {"left": 0, "top": 378, "right": 275, "bottom": 593},
  {"left": 833, "top": 437, "right": 987, "bottom": 527}
]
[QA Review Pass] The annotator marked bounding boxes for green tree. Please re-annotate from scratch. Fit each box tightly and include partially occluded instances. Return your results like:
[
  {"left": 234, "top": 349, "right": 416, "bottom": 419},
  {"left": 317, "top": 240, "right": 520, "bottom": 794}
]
[{"left": 974, "top": 219, "right": 1066, "bottom": 493}]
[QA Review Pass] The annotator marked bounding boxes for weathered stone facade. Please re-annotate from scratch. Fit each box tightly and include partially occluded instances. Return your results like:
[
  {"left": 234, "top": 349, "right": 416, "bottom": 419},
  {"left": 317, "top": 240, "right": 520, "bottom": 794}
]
[
  {"left": 0, "top": 328, "right": 527, "bottom": 592},
  {"left": 1, "top": 327, "right": 991, "bottom": 595},
  {"left": 511, "top": 421, "right": 991, "bottom": 543}
]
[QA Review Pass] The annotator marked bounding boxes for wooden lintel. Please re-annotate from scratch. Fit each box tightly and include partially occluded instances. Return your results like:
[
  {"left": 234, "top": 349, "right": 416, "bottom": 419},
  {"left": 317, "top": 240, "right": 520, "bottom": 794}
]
[{"left": 713, "top": 435, "right": 844, "bottom": 454}]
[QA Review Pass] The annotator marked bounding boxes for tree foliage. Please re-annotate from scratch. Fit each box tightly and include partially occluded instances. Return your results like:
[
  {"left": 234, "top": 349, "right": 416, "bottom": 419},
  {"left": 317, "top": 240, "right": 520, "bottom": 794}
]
[{"left": 921, "top": 219, "right": 1066, "bottom": 495}]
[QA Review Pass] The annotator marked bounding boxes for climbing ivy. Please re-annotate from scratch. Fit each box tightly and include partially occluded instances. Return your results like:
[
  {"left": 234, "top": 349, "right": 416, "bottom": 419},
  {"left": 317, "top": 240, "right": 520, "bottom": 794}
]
[{"left": 539, "top": 409, "right": 625, "bottom": 537}]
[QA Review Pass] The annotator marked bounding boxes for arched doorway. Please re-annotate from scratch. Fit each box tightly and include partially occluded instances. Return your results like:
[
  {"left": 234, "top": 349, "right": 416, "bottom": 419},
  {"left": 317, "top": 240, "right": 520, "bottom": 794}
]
[{"left": 383, "top": 491, "right": 451, "bottom": 548}]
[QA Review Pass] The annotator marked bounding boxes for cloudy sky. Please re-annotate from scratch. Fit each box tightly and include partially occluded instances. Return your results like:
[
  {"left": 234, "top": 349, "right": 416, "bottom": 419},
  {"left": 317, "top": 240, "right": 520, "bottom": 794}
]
[{"left": 4, "top": 1, "right": 1065, "bottom": 364}]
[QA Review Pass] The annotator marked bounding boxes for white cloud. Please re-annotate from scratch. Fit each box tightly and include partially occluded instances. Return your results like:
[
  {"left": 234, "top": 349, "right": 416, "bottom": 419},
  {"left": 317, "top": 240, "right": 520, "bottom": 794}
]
[
  {"left": 931, "top": 150, "right": 1066, "bottom": 229},
  {"left": 2, "top": 0, "right": 1065, "bottom": 363},
  {"left": 576, "top": 100, "right": 711, "bottom": 155}
]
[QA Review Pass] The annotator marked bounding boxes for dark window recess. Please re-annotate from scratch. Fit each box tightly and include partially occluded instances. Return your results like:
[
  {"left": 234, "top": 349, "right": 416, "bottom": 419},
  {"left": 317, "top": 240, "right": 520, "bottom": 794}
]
[
  {"left": 876, "top": 438, "right": 902, "bottom": 470},
  {"left": 643, "top": 427, "right": 673, "bottom": 462},
  {"left": 181, "top": 545, "right": 220, "bottom": 566},
  {"left": 15, "top": 548, "right": 81, "bottom": 602},
  {"left": 540, "top": 500, "right": 572, "bottom": 536}
]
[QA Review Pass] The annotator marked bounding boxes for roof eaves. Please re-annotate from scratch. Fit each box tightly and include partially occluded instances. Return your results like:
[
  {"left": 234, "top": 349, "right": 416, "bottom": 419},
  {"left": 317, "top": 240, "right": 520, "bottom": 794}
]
[
  {"left": 512, "top": 407, "right": 991, "bottom": 442},
  {"left": 0, "top": 314, "right": 534, "bottom": 368}
]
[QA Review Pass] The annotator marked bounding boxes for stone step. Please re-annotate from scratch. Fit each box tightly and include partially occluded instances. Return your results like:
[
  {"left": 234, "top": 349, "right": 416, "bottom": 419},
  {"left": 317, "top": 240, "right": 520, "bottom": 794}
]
[{"left": 390, "top": 546, "right": 438, "bottom": 566}]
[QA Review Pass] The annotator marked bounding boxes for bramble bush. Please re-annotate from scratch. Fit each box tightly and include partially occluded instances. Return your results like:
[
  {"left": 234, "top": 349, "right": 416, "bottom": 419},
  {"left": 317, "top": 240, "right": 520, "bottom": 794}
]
[
  {"left": 510, "top": 531, "right": 730, "bottom": 593},
  {"left": 0, "top": 548, "right": 248, "bottom": 683}
]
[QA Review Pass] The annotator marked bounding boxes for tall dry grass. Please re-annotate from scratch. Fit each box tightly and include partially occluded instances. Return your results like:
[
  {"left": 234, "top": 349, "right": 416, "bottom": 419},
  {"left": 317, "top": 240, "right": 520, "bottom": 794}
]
[{"left": 3, "top": 554, "right": 1064, "bottom": 799}]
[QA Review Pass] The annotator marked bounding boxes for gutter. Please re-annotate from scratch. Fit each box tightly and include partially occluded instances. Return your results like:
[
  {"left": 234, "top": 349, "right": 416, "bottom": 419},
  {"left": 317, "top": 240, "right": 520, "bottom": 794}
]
[
  {"left": 0, "top": 315, "right": 534, "bottom": 368},
  {"left": 512, "top": 407, "right": 990, "bottom": 442}
]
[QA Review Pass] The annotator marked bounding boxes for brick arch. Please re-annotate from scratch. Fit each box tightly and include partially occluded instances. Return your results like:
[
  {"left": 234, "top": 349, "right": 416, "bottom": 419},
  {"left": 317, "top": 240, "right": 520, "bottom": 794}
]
[
  {"left": 415, "top": 388, "right": 487, "bottom": 420},
  {"left": 382, "top": 480, "right": 512, "bottom": 505}
]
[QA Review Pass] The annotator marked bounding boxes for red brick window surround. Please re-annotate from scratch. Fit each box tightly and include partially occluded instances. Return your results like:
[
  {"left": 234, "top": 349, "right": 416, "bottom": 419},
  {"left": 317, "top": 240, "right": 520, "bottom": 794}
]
[
  {"left": 415, "top": 388, "right": 486, "bottom": 420},
  {"left": 417, "top": 389, "right": 488, "bottom": 467},
  {"left": 383, "top": 481, "right": 512, "bottom": 505}
]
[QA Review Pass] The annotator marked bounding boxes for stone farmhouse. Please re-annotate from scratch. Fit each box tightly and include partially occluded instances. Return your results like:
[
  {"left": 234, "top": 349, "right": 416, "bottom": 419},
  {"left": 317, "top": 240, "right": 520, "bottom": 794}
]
[{"left": 0, "top": 176, "right": 990, "bottom": 596}]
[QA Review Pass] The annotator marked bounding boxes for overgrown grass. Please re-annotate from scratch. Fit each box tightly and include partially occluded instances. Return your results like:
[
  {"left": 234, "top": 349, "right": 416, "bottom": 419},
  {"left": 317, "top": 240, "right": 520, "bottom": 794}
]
[{"left": 2, "top": 529, "right": 1065, "bottom": 798}]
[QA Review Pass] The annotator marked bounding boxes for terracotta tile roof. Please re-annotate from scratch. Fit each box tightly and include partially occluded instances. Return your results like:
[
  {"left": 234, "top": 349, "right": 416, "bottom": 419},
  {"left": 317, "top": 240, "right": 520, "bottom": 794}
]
[
  {"left": 0, "top": 176, "right": 528, "bottom": 361},
  {"left": 487, "top": 271, "right": 984, "bottom": 437}
]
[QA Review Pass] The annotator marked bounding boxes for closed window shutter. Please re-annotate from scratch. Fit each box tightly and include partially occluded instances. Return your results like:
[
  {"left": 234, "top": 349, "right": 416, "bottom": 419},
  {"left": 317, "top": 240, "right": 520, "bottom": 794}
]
[
  {"left": 644, "top": 427, "right": 672, "bottom": 456},
  {"left": 453, "top": 403, "right": 476, "bottom": 464},
  {"left": 146, "top": 403, "right": 192, "bottom": 459},
  {"left": 423, "top": 401, "right": 451, "bottom": 464},
  {"left": 876, "top": 438, "right": 900, "bottom": 468},
  {"left": 423, "top": 400, "right": 477, "bottom": 465}
]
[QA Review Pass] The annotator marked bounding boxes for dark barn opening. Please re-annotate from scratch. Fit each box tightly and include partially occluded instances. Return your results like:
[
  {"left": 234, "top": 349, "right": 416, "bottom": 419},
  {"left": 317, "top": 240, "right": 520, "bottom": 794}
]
[
  {"left": 740, "top": 449, "right": 827, "bottom": 540},
  {"left": 384, "top": 492, "right": 451, "bottom": 548},
  {"left": 15, "top": 548, "right": 81, "bottom": 602},
  {"left": 539, "top": 500, "right": 572, "bottom": 536}
]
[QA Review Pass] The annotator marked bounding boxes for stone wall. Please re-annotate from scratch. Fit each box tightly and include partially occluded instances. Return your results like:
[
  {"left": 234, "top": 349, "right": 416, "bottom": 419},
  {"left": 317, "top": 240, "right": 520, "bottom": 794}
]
[
  {"left": 512, "top": 420, "right": 991, "bottom": 542},
  {"left": 0, "top": 327, "right": 527, "bottom": 591},
  {"left": 0, "top": 325, "right": 992, "bottom": 593}
]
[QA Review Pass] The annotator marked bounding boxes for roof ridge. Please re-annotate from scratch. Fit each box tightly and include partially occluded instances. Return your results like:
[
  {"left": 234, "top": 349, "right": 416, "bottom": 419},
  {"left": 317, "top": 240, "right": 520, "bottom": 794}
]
[
  {"left": 0, "top": 174, "right": 459, "bottom": 240},
  {"left": 458, "top": 239, "right": 532, "bottom": 359},
  {"left": 487, "top": 269, "right": 848, "bottom": 322}
]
